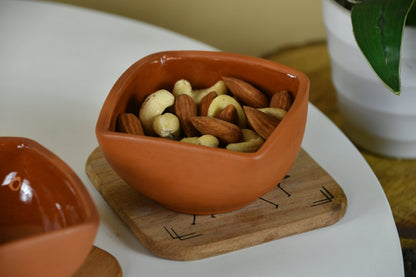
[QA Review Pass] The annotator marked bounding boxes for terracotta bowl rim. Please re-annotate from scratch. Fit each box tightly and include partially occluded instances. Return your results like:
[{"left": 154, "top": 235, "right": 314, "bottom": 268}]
[
  {"left": 0, "top": 136, "right": 99, "bottom": 247},
  {"left": 96, "top": 50, "right": 310, "bottom": 159}
]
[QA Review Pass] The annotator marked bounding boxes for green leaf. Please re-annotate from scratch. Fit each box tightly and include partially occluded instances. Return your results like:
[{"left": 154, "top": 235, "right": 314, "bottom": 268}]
[
  {"left": 407, "top": 2, "right": 416, "bottom": 25},
  {"left": 351, "top": 0, "right": 415, "bottom": 94}
]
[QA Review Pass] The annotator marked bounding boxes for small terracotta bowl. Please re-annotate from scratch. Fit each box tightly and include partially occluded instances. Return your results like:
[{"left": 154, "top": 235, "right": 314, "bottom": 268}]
[
  {"left": 0, "top": 137, "right": 99, "bottom": 277},
  {"left": 96, "top": 51, "right": 309, "bottom": 215}
]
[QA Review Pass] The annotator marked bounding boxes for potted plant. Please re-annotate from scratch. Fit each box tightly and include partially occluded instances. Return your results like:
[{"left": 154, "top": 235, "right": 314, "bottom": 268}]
[{"left": 323, "top": 0, "right": 416, "bottom": 158}]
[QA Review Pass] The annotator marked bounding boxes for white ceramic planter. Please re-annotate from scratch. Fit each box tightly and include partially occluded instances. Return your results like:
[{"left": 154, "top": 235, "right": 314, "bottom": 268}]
[{"left": 323, "top": 0, "right": 416, "bottom": 159}]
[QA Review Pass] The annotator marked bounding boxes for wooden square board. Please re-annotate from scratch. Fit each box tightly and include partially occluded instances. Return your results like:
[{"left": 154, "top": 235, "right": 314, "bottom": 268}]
[{"left": 86, "top": 147, "right": 347, "bottom": 261}]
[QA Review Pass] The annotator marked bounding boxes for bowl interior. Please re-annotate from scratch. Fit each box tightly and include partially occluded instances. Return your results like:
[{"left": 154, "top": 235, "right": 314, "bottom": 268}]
[
  {"left": 0, "top": 138, "right": 92, "bottom": 244},
  {"left": 101, "top": 51, "right": 304, "bottom": 135}
]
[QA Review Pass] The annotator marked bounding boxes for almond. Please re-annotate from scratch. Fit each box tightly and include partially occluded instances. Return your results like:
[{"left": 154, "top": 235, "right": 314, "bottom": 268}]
[
  {"left": 191, "top": 116, "right": 242, "bottom": 144},
  {"left": 222, "top": 76, "right": 269, "bottom": 108},
  {"left": 117, "top": 113, "right": 144, "bottom": 135},
  {"left": 199, "top": 91, "right": 217, "bottom": 116},
  {"left": 215, "top": 104, "right": 239, "bottom": 126},
  {"left": 174, "top": 94, "right": 199, "bottom": 137},
  {"left": 243, "top": 106, "right": 280, "bottom": 140},
  {"left": 270, "top": 90, "right": 293, "bottom": 111}
]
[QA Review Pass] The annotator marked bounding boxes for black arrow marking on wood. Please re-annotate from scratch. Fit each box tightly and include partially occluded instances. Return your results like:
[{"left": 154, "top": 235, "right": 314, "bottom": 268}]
[
  {"left": 311, "top": 186, "right": 334, "bottom": 207},
  {"left": 163, "top": 226, "right": 203, "bottom": 240}
]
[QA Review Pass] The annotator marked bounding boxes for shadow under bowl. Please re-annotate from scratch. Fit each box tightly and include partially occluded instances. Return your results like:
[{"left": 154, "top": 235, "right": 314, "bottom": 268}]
[
  {"left": 96, "top": 50, "right": 309, "bottom": 215},
  {"left": 0, "top": 137, "right": 99, "bottom": 277}
]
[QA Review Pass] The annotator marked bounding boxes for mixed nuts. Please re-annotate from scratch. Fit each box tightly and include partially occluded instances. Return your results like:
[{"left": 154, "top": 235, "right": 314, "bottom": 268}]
[{"left": 117, "top": 77, "right": 293, "bottom": 152}]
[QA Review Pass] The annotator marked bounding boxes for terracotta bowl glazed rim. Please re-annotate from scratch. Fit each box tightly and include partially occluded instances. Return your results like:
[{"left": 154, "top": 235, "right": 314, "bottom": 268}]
[
  {"left": 96, "top": 50, "right": 310, "bottom": 159},
  {"left": 0, "top": 136, "right": 99, "bottom": 247}
]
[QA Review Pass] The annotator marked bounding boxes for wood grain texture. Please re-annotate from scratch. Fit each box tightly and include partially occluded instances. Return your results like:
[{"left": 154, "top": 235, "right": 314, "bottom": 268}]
[
  {"left": 86, "top": 147, "right": 347, "bottom": 261},
  {"left": 74, "top": 246, "right": 122, "bottom": 277},
  {"left": 265, "top": 41, "right": 416, "bottom": 248}
]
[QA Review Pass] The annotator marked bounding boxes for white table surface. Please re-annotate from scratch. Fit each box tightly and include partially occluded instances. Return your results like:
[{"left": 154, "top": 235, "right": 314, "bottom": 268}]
[{"left": 0, "top": 1, "right": 404, "bottom": 276}]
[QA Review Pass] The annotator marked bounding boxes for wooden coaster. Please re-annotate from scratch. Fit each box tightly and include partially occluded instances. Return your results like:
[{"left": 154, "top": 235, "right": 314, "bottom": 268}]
[
  {"left": 74, "top": 246, "right": 122, "bottom": 277},
  {"left": 86, "top": 147, "right": 347, "bottom": 261}
]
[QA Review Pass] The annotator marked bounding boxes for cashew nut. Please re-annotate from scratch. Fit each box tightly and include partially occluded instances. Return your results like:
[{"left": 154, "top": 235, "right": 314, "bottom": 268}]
[
  {"left": 153, "top": 113, "right": 181, "bottom": 140},
  {"left": 258, "top": 107, "right": 287, "bottom": 120},
  {"left": 172, "top": 79, "right": 192, "bottom": 98},
  {"left": 173, "top": 79, "right": 227, "bottom": 104},
  {"left": 226, "top": 129, "right": 264, "bottom": 152},
  {"left": 139, "top": 89, "right": 175, "bottom": 135},
  {"left": 180, "top": 134, "right": 219, "bottom": 148},
  {"left": 207, "top": 95, "right": 247, "bottom": 128}
]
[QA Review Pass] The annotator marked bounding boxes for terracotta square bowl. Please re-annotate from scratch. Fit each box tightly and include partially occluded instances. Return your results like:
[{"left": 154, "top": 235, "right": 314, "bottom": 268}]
[
  {"left": 96, "top": 51, "right": 309, "bottom": 215},
  {"left": 0, "top": 137, "right": 99, "bottom": 277}
]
